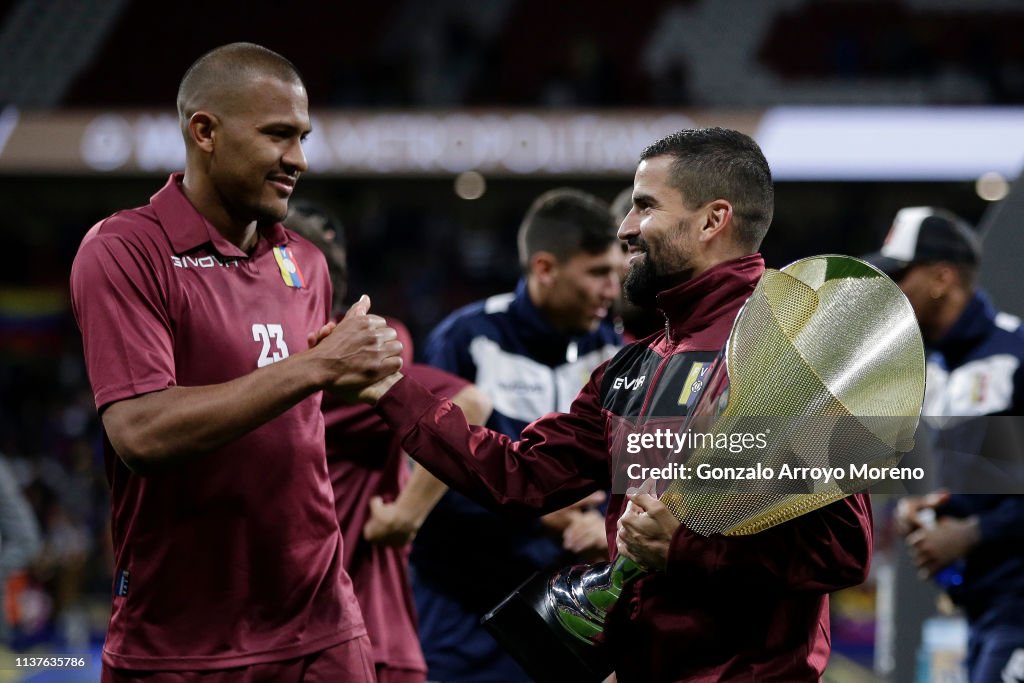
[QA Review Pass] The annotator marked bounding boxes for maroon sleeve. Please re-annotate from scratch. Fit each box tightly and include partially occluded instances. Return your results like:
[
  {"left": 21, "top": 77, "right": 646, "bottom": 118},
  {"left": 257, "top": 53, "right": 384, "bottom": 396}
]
[
  {"left": 665, "top": 492, "right": 873, "bottom": 592},
  {"left": 403, "top": 363, "right": 469, "bottom": 399},
  {"left": 376, "top": 363, "right": 612, "bottom": 515},
  {"left": 70, "top": 228, "right": 175, "bottom": 410}
]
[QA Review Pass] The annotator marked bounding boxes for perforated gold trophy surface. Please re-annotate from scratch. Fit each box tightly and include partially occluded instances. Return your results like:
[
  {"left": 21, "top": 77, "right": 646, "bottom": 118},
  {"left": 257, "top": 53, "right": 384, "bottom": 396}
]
[
  {"left": 481, "top": 255, "right": 926, "bottom": 683},
  {"left": 663, "top": 255, "right": 925, "bottom": 536}
]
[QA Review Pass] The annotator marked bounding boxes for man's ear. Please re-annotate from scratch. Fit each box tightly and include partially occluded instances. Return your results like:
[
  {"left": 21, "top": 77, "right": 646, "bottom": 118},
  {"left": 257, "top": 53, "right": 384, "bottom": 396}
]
[
  {"left": 698, "top": 199, "right": 734, "bottom": 243},
  {"left": 929, "top": 263, "right": 959, "bottom": 299},
  {"left": 188, "top": 112, "right": 217, "bottom": 153},
  {"left": 530, "top": 251, "right": 559, "bottom": 287}
]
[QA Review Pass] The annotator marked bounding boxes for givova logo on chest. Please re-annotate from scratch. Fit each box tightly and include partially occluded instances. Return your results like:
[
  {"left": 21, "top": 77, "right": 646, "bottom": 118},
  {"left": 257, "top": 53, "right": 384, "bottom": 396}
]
[
  {"left": 171, "top": 254, "right": 240, "bottom": 269},
  {"left": 613, "top": 375, "right": 646, "bottom": 391}
]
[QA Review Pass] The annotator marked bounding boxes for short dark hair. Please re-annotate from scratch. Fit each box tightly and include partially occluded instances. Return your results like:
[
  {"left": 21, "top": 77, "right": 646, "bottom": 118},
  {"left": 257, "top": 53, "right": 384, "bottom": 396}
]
[
  {"left": 517, "top": 188, "right": 618, "bottom": 270},
  {"left": 177, "top": 42, "right": 304, "bottom": 135},
  {"left": 640, "top": 128, "right": 774, "bottom": 251}
]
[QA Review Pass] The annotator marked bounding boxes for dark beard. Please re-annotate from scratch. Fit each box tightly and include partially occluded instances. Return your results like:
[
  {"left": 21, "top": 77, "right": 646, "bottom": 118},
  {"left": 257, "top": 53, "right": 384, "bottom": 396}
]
[{"left": 623, "top": 255, "right": 691, "bottom": 309}]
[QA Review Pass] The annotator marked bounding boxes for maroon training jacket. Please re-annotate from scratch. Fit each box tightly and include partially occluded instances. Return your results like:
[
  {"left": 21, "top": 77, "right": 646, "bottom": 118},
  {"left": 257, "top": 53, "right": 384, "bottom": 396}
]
[{"left": 377, "top": 254, "right": 873, "bottom": 682}]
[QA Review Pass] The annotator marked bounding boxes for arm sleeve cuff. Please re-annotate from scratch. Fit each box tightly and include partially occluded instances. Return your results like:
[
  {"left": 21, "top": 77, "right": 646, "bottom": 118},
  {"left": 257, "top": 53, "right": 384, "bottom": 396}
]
[{"left": 376, "top": 374, "right": 443, "bottom": 443}]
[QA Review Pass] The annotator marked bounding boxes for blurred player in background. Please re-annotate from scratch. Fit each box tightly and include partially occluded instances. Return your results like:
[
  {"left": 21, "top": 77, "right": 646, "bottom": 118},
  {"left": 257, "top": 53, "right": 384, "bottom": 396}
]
[
  {"left": 70, "top": 43, "right": 402, "bottom": 682},
  {"left": 0, "top": 453, "right": 42, "bottom": 644},
  {"left": 286, "top": 202, "right": 493, "bottom": 683},
  {"left": 871, "top": 207, "right": 1024, "bottom": 683},
  {"left": 411, "top": 188, "right": 622, "bottom": 683}
]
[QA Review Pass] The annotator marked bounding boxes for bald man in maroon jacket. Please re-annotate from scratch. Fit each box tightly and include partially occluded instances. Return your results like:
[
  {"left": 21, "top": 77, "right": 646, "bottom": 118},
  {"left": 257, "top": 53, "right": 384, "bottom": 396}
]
[
  {"left": 364, "top": 129, "right": 873, "bottom": 682},
  {"left": 71, "top": 43, "right": 402, "bottom": 682}
]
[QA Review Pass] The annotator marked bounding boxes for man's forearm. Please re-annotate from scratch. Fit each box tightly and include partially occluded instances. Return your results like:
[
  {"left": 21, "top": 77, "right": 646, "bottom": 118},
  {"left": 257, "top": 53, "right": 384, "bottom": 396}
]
[
  {"left": 393, "top": 464, "right": 449, "bottom": 529},
  {"left": 375, "top": 374, "right": 611, "bottom": 516},
  {"left": 102, "top": 351, "right": 328, "bottom": 474},
  {"left": 103, "top": 298, "right": 403, "bottom": 474},
  {"left": 387, "top": 382, "right": 489, "bottom": 525}
]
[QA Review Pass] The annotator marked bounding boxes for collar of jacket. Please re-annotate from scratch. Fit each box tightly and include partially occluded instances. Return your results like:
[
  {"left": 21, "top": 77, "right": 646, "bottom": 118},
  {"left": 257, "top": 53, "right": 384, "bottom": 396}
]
[
  {"left": 151, "top": 173, "right": 287, "bottom": 258},
  {"left": 509, "top": 277, "right": 575, "bottom": 344},
  {"left": 655, "top": 253, "right": 765, "bottom": 344}
]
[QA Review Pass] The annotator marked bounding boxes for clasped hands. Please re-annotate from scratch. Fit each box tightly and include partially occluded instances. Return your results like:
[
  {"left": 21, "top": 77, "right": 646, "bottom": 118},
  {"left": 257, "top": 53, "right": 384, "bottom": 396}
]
[{"left": 305, "top": 294, "right": 405, "bottom": 403}]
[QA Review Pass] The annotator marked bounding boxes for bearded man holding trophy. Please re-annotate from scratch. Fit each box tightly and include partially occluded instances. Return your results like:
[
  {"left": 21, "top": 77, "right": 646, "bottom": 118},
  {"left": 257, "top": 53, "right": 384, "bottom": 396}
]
[{"left": 364, "top": 128, "right": 926, "bottom": 682}]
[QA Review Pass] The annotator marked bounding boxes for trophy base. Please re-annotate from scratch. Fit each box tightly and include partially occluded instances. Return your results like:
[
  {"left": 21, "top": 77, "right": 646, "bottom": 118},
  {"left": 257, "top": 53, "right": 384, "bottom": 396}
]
[{"left": 481, "top": 569, "right": 614, "bottom": 683}]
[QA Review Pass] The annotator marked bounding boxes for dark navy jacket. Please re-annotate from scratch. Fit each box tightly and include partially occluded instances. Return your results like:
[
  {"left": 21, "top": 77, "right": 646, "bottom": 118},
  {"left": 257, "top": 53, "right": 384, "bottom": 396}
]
[
  {"left": 412, "top": 278, "right": 620, "bottom": 682},
  {"left": 926, "top": 290, "right": 1024, "bottom": 628}
]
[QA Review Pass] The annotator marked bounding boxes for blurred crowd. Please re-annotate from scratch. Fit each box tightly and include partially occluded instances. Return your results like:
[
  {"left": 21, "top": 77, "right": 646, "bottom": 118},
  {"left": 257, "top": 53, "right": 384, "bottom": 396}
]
[{"left": 0, "top": 336, "right": 110, "bottom": 650}]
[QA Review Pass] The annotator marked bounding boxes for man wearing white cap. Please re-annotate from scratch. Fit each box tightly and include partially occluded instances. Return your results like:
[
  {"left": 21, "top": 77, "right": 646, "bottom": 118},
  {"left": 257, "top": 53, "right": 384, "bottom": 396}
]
[{"left": 867, "top": 207, "right": 1024, "bottom": 683}]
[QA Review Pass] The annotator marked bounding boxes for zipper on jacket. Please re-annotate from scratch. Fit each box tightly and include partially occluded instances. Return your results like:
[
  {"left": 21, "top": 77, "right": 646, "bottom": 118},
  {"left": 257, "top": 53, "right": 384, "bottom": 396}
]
[{"left": 636, "top": 350, "right": 674, "bottom": 418}]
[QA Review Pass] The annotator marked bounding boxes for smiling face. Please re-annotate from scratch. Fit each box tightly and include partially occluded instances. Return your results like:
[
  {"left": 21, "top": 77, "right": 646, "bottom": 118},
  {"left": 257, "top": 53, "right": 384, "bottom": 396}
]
[
  {"left": 206, "top": 75, "right": 311, "bottom": 226},
  {"left": 541, "top": 243, "right": 623, "bottom": 334},
  {"left": 617, "top": 155, "right": 707, "bottom": 308}
]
